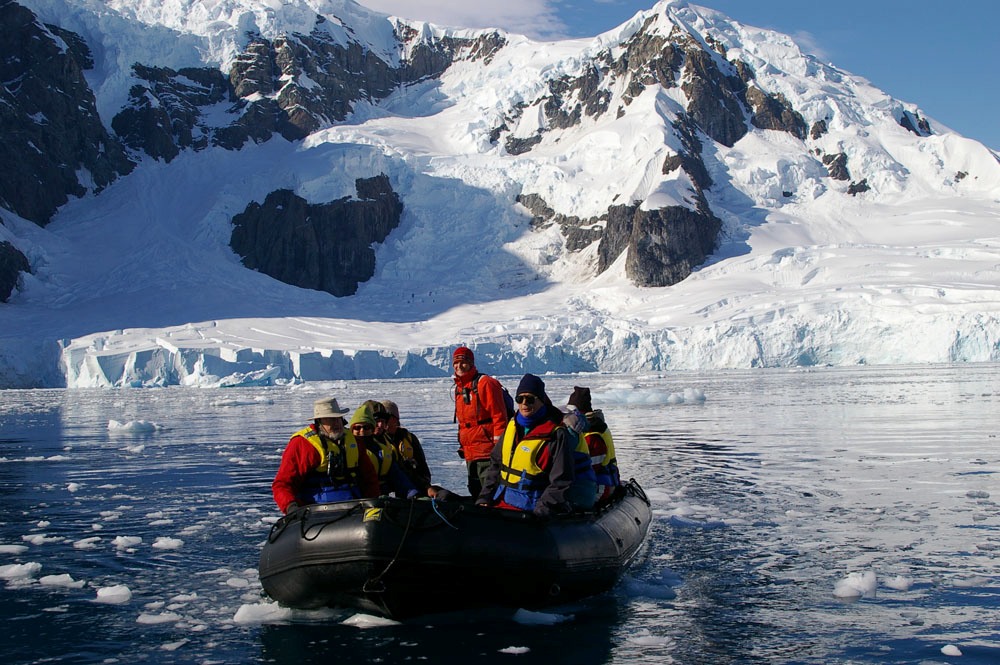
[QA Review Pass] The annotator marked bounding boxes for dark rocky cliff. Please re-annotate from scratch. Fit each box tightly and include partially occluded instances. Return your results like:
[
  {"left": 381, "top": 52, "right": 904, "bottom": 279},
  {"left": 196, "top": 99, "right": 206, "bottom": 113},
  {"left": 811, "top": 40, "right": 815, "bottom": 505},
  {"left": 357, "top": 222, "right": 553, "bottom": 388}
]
[
  {"left": 0, "top": 0, "right": 134, "bottom": 227},
  {"left": 230, "top": 174, "right": 403, "bottom": 296},
  {"left": 113, "top": 21, "right": 507, "bottom": 157},
  {"left": 0, "top": 240, "right": 30, "bottom": 303}
]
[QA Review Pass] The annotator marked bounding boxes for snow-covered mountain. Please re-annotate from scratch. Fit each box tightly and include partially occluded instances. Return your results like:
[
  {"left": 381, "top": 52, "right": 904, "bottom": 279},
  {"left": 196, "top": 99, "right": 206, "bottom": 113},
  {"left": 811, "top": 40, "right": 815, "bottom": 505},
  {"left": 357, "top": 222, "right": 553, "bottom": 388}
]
[{"left": 1, "top": 0, "right": 998, "bottom": 388}]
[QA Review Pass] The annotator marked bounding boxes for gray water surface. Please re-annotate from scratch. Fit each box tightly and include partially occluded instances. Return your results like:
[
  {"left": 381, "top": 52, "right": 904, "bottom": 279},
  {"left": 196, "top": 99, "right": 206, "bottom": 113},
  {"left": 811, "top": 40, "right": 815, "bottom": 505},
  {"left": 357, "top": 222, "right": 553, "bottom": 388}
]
[{"left": 1, "top": 364, "right": 998, "bottom": 664}]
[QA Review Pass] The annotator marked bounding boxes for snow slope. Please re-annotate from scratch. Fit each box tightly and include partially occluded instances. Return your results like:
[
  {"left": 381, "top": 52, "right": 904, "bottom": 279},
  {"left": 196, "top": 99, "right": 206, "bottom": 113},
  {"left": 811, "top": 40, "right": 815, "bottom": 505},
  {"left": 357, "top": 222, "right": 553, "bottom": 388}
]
[{"left": 2, "top": 0, "right": 999, "bottom": 387}]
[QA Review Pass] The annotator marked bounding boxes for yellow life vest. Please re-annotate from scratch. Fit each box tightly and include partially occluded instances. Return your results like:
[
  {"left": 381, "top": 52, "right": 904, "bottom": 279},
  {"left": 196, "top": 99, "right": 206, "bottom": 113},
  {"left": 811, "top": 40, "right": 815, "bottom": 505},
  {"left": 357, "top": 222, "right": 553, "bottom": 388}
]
[
  {"left": 394, "top": 430, "right": 417, "bottom": 461},
  {"left": 496, "top": 419, "right": 563, "bottom": 510},
  {"left": 295, "top": 426, "right": 361, "bottom": 479},
  {"left": 587, "top": 429, "right": 616, "bottom": 467},
  {"left": 365, "top": 436, "right": 396, "bottom": 480}
]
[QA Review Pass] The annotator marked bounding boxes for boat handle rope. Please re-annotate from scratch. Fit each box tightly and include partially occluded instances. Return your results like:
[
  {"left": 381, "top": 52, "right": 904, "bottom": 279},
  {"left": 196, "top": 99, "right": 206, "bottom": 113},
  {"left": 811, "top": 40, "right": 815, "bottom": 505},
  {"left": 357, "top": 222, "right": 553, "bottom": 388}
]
[
  {"left": 626, "top": 478, "right": 650, "bottom": 506},
  {"left": 430, "top": 497, "right": 460, "bottom": 530},
  {"left": 265, "top": 504, "right": 363, "bottom": 544},
  {"left": 363, "top": 497, "right": 417, "bottom": 594}
]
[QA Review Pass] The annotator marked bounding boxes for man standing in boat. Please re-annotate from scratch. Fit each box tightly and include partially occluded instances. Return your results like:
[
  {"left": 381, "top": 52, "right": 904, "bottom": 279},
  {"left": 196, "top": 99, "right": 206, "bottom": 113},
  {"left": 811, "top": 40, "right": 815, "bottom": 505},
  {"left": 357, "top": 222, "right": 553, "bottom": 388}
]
[
  {"left": 452, "top": 346, "right": 510, "bottom": 497},
  {"left": 271, "top": 397, "right": 381, "bottom": 514}
]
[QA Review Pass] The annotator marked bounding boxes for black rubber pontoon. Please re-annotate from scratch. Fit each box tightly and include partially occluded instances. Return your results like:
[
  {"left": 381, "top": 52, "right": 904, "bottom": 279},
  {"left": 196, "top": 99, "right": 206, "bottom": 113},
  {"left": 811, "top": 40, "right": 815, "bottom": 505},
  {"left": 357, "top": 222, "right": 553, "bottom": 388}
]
[{"left": 258, "top": 479, "right": 651, "bottom": 619}]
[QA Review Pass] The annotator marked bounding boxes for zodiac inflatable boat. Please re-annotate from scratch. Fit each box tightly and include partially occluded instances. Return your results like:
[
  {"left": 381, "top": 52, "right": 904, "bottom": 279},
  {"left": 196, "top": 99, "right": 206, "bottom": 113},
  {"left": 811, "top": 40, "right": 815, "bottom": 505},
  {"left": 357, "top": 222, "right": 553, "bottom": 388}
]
[{"left": 258, "top": 480, "right": 652, "bottom": 619}]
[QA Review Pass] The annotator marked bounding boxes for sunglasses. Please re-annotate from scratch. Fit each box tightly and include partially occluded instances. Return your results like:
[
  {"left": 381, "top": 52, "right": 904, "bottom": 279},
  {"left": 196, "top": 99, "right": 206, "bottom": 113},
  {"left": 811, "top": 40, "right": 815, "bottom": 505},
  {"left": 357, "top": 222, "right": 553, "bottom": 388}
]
[
  {"left": 515, "top": 395, "right": 537, "bottom": 405},
  {"left": 351, "top": 423, "right": 374, "bottom": 432}
]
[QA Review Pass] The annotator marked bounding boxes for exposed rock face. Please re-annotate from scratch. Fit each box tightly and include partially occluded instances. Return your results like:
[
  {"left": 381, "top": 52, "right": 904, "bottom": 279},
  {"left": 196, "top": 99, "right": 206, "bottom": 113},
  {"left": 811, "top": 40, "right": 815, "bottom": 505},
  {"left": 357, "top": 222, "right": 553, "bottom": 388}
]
[
  {"left": 822, "top": 153, "right": 851, "bottom": 181},
  {"left": 230, "top": 174, "right": 403, "bottom": 296},
  {"left": 112, "top": 64, "right": 232, "bottom": 161},
  {"left": 613, "top": 203, "right": 721, "bottom": 287},
  {"left": 113, "top": 21, "right": 507, "bottom": 159},
  {"left": 0, "top": 240, "right": 30, "bottom": 303},
  {"left": 519, "top": 190, "right": 721, "bottom": 288},
  {"left": 496, "top": 18, "right": 808, "bottom": 155},
  {"left": 745, "top": 87, "right": 807, "bottom": 139},
  {"left": 847, "top": 179, "right": 870, "bottom": 196},
  {"left": 0, "top": 0, "right": 134, "bottom": 226},
  {"left": 898, "top": 110, "right": 931, "bottom": 137}
]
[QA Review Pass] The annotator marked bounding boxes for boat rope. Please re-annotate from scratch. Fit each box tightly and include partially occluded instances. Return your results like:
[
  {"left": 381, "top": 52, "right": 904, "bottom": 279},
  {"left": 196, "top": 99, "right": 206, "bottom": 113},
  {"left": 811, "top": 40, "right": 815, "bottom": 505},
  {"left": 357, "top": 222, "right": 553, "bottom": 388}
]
[
  {"left": 363, "top": 497, "right": 417, "bottom": 594},
  {"left": 626, "top": 478, "right": 650, "bottom": 505},
  {"left": 429, "top": 497, "right": 460, "bottom": 530},
  {"left": 266, "top": 504, "right": 364, "bottom": 544}
]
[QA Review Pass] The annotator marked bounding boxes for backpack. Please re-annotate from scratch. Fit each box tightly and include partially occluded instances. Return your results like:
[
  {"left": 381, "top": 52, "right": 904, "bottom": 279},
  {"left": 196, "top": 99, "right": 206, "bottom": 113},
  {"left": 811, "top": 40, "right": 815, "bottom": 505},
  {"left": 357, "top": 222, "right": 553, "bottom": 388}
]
[{"left": 470, "top": 373, "right": 516, "bottom": 420}]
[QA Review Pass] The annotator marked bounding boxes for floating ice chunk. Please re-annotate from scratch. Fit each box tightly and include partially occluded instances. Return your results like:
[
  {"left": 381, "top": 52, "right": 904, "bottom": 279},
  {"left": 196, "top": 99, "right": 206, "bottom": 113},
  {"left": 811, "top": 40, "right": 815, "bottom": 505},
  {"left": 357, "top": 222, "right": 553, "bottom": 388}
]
[
  {"left": 108, "top": 419, "right": 165, "bottom": 434},
  {"left": 884, "top": 575, "right": 914, "bottom": 591},
  {"left": 668, "top": 514, "right": 726, "bottom": 529},
  {"left": 218, "top": 365, "right": 282, "bottom": 387},
  {"left": 0, "top": 544, "right": 30, "bottom": 554},
  {"left": 161, "top": 639, "right": 189, "bottom": 652},
  {"left": 22, "top": 534, "right": 64, "bottom": 545},
  {"left": 953, "top": 576, "right": 990, "bottom": 588},
  {"left": 941, "top": 644, "right": 962, "bottom": 656},
  {"left": 73, "top": 537, "right": 102, "bottom": 549},
  {"left": 152, "top": 537, "right": 183, "bottom": 550},
  {"left": 67, "top": 483, "right": 80, "bottom": 492},
  {"left": 834, "top": 571, "right": 877, "bottom": 599},
  {"left": 137, "top": 612, "right": 182, "bottom": 624},
  {"left": 512, "top": 608, "right": 573, "bottom": 625},
  {"left": 0, "top": 562, "right": 42, "bottom": 580},
  {"left": 94, "top": 585, "right": 132, "bottom": 604},
  {"left": 621, "top": 575, "right": 678, "bottom": 600},
  {"left": 113, "top": 536, "right": 142, "bottom": 550},
  {"left": 233, "top": 602, "right": 293, "bottom": 624},
  {"left": 40, "top": 573, "right": 86, "bottom": 588},
  {"left": 966, "top": 490, "right": 990, "bottom": 499},
  {"left": 341, "top": 613, "right": 400, "bottom": 628},
  {"left": 499, "top": 646, "right": 531, "bottom": 654},
  {"left": 627, "top": 629, "right": 672, "bottom": 646}
]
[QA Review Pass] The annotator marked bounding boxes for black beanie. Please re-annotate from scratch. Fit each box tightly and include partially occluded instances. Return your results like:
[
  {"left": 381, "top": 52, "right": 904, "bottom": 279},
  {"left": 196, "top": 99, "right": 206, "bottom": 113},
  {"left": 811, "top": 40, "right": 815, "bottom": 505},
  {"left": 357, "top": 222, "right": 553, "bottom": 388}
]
[
  {"left": 567, "top": 386, "right": 592, "bottom": 413},
  {"left": 515, "top": 373, "right": 547, "bottom": 399}
]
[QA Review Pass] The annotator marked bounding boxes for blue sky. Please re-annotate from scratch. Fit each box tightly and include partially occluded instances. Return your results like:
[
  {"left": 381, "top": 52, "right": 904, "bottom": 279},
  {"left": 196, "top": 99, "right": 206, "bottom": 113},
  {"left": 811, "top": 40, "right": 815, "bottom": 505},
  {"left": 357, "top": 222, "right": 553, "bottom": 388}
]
[{"left": 356, "top": 0, "right": 998, "bottom": 150}]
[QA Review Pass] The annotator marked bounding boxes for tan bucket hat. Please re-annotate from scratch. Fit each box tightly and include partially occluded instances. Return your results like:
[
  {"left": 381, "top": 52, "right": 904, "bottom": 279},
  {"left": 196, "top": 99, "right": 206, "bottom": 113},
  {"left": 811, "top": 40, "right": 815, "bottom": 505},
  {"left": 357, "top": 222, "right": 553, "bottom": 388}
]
[{"left": 313, "top": 397, "right": 350, "bottom": 420}]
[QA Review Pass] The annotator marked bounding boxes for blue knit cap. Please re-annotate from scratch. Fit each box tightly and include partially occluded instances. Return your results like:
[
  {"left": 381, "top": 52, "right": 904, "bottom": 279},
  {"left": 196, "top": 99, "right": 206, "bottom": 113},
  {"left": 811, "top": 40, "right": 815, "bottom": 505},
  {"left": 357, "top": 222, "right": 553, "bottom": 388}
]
[{"left": 515, "top": 373, "right": 547, "bottom": 399}]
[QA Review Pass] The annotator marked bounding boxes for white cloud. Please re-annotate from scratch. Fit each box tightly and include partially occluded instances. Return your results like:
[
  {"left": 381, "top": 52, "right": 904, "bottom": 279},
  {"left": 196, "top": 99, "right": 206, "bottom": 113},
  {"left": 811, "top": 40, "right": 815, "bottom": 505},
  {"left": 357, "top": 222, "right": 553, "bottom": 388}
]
[
  {"left": 789, "top": 30, "right": 830, "bottom": 61},
  {"left": 353, "top": 0, "right": 568, "bottom": 38}
]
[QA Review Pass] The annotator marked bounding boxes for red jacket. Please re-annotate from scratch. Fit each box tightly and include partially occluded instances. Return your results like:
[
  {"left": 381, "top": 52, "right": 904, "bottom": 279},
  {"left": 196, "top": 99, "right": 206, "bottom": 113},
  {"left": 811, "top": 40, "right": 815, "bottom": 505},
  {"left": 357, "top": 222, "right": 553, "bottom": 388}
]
[
  {"left": 272, "top": 427, "right": 381, "bottom": 513},
  {"left": 454, "top": 371, "right": 509, "bottom": 462}
]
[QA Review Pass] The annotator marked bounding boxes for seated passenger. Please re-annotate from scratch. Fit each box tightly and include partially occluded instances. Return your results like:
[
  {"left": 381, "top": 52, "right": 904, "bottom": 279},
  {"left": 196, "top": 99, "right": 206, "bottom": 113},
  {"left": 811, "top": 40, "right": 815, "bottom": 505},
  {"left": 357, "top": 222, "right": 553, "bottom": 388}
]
[
  {"left": 271, "top": 397, "right": 380, "bottom": 514},
  {"left": 380, "top": 399, "right": 433, "bottom": 492},
  {"left": 568, "top": 386, "right": 621, "bottom": 503},
  {"left": 350, "top": 403, "right": 419, "bottom": 499},
  {"left": 559, "top": 404, "right": 598, "bottom": 511},
  {"left": 476, "top": 374, "right": 575, "bottom": 517}
]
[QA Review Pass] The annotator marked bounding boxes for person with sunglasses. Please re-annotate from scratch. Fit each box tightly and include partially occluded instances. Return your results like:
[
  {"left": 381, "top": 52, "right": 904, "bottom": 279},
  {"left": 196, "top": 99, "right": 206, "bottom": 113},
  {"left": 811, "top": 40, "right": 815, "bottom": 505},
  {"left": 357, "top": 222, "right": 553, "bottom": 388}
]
[
  {"left": 350, "top": 402, "right": 424, "bottom": 499},
  {"left": 475, "top": 374, "right": 576, "bottom": 517}
]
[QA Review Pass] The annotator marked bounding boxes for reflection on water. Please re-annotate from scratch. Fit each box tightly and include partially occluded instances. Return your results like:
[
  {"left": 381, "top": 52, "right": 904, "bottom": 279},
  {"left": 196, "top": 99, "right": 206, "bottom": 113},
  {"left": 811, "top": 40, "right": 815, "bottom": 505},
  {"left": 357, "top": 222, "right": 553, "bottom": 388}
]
[{"left": 0, "top": 365, "right": 998, "bottom": 664}]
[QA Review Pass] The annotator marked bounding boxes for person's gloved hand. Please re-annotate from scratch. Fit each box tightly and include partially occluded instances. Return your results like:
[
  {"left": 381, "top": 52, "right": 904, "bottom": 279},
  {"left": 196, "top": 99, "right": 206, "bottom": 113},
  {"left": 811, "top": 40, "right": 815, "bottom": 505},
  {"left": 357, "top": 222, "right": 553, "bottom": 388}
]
[
  {"left": 433, "top": 488, "right": 453, "bottom": 501},
  {"left": 406, "top": 489, "right": 419, "bottom": 499},
  {"left": 456, "top": 447, "right": 465, "bottom": 459},
  {"left": 285, "top": 502, "right": 299, "bottom": 514}
]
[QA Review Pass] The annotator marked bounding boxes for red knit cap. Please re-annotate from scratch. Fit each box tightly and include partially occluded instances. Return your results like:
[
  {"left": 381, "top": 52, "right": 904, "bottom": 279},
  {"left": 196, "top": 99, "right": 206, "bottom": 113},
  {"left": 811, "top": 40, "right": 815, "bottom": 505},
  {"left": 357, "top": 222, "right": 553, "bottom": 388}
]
[{"left": 453, "top": 346, "right": 474, "bottom": 363}]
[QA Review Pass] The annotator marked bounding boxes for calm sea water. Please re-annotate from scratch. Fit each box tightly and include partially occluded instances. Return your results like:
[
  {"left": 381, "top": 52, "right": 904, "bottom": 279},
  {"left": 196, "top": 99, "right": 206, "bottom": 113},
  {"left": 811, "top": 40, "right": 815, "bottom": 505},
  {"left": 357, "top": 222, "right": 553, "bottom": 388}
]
[{"left": 1, "top": 364, "right": 998, "bottom": 664}]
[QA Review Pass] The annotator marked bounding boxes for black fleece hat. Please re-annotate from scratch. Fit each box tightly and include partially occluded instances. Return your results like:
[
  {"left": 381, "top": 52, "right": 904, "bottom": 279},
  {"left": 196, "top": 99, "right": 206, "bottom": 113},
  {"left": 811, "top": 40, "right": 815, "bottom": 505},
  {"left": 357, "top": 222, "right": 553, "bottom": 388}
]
[
  {"left": 567, "top": 386, "right": 592, "bottom": 413},
  {"left": 515, "top": 373, "right": 547, "bottom": 399}
]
